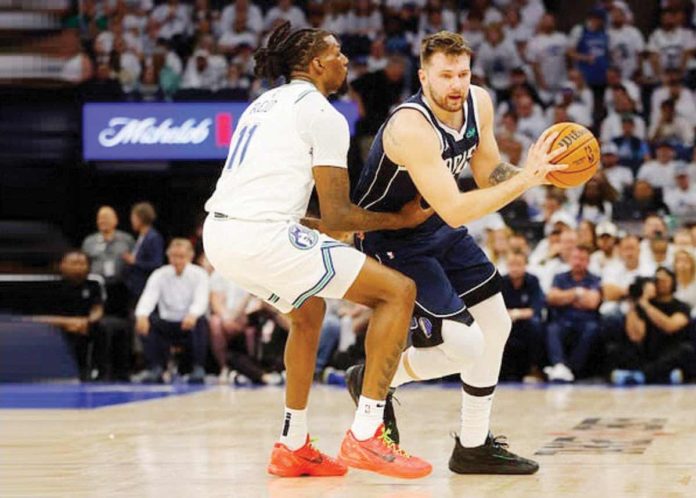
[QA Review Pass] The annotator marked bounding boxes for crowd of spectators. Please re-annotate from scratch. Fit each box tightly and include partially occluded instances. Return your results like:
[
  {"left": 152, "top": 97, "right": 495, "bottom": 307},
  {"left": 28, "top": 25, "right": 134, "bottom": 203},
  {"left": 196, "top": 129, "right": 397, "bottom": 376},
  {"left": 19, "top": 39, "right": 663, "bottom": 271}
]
[{"left": 28, "top": 0, "right": 696, "bottom": 385}]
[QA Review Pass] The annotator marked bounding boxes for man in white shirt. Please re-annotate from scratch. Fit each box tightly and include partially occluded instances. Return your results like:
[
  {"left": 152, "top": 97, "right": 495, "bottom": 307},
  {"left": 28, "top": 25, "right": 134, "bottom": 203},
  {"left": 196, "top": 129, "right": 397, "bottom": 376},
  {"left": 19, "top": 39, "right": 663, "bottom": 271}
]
[
  {"left": 607, "top": 4, "right": 644, "bottom": 79},
  {"left": 220, "top": 0, "right": 264, "bottom": 35},
  {"left": 589, "top": 221, "right": 619, "bottom": 276},
  {"left": 665, "top": 163, "right": 696, "bottom": 220},
  {"left": 637, "top": 142, "right": 682, "bottom": 191},
  {"left": 600, "top": 142, "right": 633, "bottom": 196},
  {"left": 526, "top": 13, "right": 568, "bottom": 102},
  {"left": 647, "top": 8, "right": 696, "bottom": 75},
  {"left": 601, "top": 234, "right": 653, "bottom": 316},
  {"left": 264, "top": 0, "right": 307, "bottom": 31},
  {"left": 135, "top": 239, "right": 210, "bottom": 384}
]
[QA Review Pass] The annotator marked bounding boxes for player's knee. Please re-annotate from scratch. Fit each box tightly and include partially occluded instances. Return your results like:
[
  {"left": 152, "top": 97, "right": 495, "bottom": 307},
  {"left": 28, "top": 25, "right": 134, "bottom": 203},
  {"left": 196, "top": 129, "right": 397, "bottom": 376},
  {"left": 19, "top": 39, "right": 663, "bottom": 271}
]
[
  {"left": 209, "top": 314, "right": 223, "bottom": 333},
  {"left": 440, "top": 317, "right": 485, "bottom": 362},
  {"left": 290, "top": 298, "right": 326, "bottom": 332},
  {"left": 378, "top": 272, "right": 416, "bottom": 308}
]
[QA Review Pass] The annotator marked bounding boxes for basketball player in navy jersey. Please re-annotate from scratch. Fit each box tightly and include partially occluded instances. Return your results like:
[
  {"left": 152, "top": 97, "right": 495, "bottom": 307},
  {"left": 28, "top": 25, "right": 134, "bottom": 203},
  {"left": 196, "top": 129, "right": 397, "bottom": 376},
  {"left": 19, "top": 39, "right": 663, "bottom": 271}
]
[{"left": 347, "top": 31, "right": 567, "bottom": 474}]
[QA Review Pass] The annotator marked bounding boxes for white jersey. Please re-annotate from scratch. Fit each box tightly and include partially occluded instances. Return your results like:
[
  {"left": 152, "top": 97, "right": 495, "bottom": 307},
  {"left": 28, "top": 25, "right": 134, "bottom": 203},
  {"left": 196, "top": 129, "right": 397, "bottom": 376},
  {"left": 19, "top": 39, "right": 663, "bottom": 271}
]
[{"left": 204, "top": 80, "right": 349, "bottom": 222}]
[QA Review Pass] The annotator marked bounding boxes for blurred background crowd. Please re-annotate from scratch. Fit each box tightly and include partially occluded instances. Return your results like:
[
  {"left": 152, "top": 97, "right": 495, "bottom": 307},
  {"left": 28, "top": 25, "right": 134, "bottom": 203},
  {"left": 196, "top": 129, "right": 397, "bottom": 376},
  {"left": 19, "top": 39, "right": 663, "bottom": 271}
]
[{"left": 1, "top": 0, "right": 696, "bottom": 387}]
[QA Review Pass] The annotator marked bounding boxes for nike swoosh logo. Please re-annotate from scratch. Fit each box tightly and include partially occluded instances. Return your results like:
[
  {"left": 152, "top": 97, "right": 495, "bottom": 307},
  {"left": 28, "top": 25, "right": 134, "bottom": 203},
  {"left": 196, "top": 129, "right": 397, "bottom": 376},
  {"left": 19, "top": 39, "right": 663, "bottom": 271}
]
[
  {"left": 376, "top": 403, "right": 385, "bottom": 408},
  {"left": 298, "top": 455, "right": 324, "bottom": 464},
  {"left": 492, "top": 454, "right": 518, "bottom": 461},
  {"left": 365, "top": 447, "right": 395, "bottom": 462}
]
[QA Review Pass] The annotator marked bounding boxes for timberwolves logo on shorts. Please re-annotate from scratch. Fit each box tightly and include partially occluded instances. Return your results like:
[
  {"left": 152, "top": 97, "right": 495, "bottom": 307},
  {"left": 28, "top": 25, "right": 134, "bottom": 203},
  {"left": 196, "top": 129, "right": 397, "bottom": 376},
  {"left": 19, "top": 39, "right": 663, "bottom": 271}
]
[{"left": 288, "top": 224, "right": 319, "bottom": 250}]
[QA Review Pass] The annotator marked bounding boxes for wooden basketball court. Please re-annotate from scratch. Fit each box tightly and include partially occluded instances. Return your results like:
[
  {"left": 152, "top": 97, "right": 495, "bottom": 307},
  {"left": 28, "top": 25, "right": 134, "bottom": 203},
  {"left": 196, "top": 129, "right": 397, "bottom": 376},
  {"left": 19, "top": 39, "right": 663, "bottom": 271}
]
[{"left": 2, "top": 384, "right": 695, "bottom": 497}]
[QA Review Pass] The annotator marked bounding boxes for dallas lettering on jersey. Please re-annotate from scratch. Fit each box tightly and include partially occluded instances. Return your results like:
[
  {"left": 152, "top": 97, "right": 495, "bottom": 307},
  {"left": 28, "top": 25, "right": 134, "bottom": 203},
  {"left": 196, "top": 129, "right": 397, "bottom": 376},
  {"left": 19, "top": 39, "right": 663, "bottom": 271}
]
[
  {"left": 98, "top": 117, "right": 211, "bottom": 147},
  {"left": 444, "top": 146, "right": 476, "bottom": 176}
]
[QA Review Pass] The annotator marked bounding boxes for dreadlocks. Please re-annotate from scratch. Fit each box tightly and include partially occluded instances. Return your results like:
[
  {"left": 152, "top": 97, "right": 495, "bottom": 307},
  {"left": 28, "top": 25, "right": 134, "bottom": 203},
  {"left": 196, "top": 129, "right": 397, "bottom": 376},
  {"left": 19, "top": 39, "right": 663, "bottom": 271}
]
[{"left": 253, "top": 21, "right": 332, "bottom": 82}]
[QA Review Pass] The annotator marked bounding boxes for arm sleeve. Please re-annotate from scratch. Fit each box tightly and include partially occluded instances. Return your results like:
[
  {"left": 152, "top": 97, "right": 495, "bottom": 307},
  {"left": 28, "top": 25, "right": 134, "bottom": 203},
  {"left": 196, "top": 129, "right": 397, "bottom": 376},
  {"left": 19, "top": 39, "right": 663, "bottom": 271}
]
[
  {"left": 297, "top": 94, "right": 350, "bottom": 169},
  {"left": 188, "top": 270, "right": 210, "bottom": 318},
  {"left": 135, "top": 271, "right": 161, "bottom": 317}
]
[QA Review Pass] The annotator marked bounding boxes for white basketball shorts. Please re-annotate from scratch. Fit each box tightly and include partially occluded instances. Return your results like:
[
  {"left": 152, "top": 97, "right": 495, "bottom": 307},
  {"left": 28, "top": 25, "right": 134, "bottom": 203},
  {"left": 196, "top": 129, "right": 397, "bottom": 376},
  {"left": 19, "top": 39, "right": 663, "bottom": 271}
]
[{"left": 203, "top": 214, "right": 367, "bottom": 313}]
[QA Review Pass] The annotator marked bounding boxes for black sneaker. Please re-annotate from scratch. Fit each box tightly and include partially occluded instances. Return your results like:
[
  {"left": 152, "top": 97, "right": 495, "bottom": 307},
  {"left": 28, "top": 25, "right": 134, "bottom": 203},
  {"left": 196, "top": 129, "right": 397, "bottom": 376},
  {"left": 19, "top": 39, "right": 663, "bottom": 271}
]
[
  {"left": 448, "top": 433, "right": 539, "bottom": 475},
  {"left": 345, "top": 363, "right": 400, "bottom": 444}
]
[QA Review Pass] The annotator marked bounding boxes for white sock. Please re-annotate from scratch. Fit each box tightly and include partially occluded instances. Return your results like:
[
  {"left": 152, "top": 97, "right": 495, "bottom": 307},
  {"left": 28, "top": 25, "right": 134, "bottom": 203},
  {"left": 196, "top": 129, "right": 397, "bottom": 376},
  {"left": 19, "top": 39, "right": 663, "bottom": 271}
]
[
  {"left": 350, "top": 395, "right": 385, "bottom": 440},
  {"left": 459, "top": 389, "right": 494, "bottom": 447},
  {"left": 279, "top": 407, "right": 307, "bottom": 450}
]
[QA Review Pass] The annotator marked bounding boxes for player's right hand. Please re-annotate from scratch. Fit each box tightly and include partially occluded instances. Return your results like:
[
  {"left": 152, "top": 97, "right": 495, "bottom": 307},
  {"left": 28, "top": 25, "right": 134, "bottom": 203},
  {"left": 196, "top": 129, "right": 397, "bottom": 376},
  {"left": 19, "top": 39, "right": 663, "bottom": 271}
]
[
  {"left": 520, "top": 131, "right": 569, "bottom": 187},
  {"left": 397, "top": 195, "right": 434, "bottom": 228}
]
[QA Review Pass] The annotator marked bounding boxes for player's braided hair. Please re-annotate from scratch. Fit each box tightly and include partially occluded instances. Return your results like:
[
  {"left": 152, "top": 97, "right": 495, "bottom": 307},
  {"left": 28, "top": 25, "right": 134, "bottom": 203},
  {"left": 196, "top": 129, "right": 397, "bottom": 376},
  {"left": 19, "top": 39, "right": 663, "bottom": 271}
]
[{"left": 254, "top": 21, "right": 332, "bottom": 82}]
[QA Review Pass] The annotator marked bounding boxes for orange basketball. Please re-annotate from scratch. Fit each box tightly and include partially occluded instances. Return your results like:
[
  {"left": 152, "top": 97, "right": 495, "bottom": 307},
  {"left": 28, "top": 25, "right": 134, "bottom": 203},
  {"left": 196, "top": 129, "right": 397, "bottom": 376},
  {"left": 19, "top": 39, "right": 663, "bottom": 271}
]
[{"left": 543, "top": 122, "right": 600, "bottom": 189}]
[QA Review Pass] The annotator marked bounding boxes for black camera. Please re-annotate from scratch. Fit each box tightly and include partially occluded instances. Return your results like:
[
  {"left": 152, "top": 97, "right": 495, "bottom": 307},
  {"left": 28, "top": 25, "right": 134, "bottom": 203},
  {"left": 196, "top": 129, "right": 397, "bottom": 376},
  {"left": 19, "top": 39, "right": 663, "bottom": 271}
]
[{"left": 628, "top": 277, "right": 654, "bottom": 300}]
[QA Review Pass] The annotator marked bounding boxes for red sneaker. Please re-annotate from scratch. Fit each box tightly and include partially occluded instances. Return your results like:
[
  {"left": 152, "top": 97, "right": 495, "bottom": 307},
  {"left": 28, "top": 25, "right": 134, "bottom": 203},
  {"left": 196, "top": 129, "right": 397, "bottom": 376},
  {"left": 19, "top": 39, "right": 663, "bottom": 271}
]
[
  {"left": 267, "top": 435, "right": 348, "bottom": 477},
  {"left": 338, "top": 424, "right": 432, "bottom": 479}
]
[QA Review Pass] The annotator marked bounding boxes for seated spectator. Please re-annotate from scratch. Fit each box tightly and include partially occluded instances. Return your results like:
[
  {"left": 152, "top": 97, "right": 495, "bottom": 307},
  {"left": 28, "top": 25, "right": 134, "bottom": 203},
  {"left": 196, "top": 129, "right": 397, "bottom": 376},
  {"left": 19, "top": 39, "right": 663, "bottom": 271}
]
[
  {"left": 345, "top": 0, "right": 382, "bottom": 40},
  {"left": 674, "top": 249, "right": 696, "bottom": 315},
  {"left": 603, "top": 66, "right": 641, "bottom": 113},
  {"left": 484, "top": 224, "right": 512, "bottom": 275},
  {"left": 650, "top": 68, "right": 696, "bottom": 137},
  {"left": 672, "top": 227, "right": 694, "bottom": 255},
  {"left": 264, "top": 0, "right": 308, "bottom": 31},
  {"left": 218, "top": 11, "right": 258, "bottom": 56},
  {"left": 135, "top": 239, "right": 209, "bottom": 384},
  {"left": 124, "top": 202, "right": 164, "bottom": 305},
  {"left": 547, "top": 85, "right": 592, "bottom": 128},
  {"left": 639, "top": 214, "right": 673, "bottom": 266},
  {"left": 607, "top": 267, "right": 695, "bottom": 384},
  {"left": 600, "top": 89, "right": 646, "bottom": 144},
  {"left": 33, "top": 251, "right": 105, "bottom": 381},
  {"left": 513, "top": 93, "right": 547, "bottom": 141},
  {"left": 600, "top": 142, "right": 633, "bottom": 198},
  {"left": 589, "top": 221, "right": 619, "bottom": 275},
  {"left": 545, "top": 245, "right": 602, "bottom": 382},
  {"left": 502, "top": 4, "right": 532, "bottom": 56},
  {"left": 530, "top": 226, "right": 577, "bottom": 294},
  {"left": 577, "top": 220, "right": 597, "bottom": 253},
  {"left": 600, "top": 234, "right": 653, "bottom": 317},
  {"left": 150, "top": 0, "right": 191, "bottom": 41},
  {"left": 496, "top": 111, "right": 532, "bottom": 166},
  {"left": 473, "top": 23, "right": 521, "bottom": 100},
  {"left": 181, "top": 48, "right": 225, "bottom": 91},
  {"left": 665, "top": 163, "right": 696, "bottom": 220},
  {"left": 208, "top": 270, "right": 253, "bottom": 380},
  {"left": 649, "top": 99, "right": 694, "bottom": 149},
  {"left": 611, "top": 115, "right": 651, "bottom": 174},
  {"left": 220, "top": 0, "right": 264, "bottom": 35},
  {"left": 500, "top": 251, "right": 546, "bottom": 382},
  {"left": 614, "top": 180, "right": 671, "bottom": 221},
  {"left": 530, "top": 205, "right": 575, "bottom": 262},
  {"left": 574, "top": 172, "right": 618, "bottom": 225},
  {"left": 646, "top": 8, "right": 695, "bottom": 78}
]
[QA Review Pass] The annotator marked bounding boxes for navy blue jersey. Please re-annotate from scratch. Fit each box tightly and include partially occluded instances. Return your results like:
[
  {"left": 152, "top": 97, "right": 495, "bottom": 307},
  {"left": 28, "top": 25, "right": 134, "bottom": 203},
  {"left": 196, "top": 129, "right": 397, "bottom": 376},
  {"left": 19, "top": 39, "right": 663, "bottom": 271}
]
[{"left": 351, "top": 88, "right": 481, "bottom": 249}]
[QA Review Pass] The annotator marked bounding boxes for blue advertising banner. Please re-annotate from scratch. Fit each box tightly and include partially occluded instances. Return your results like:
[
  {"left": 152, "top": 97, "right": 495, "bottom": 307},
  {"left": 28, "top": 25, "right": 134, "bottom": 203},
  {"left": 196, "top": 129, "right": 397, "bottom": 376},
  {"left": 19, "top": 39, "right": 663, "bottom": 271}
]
[{"left": 83, "top": 101, "right": 359, "bottom": 161}]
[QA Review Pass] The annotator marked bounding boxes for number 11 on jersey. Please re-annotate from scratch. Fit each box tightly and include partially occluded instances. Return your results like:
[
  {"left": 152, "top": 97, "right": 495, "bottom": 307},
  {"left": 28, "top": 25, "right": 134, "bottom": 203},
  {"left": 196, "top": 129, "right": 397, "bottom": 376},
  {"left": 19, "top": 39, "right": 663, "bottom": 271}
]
[{"left": 225, "top": 124, "right": 258, "bottom": 170}]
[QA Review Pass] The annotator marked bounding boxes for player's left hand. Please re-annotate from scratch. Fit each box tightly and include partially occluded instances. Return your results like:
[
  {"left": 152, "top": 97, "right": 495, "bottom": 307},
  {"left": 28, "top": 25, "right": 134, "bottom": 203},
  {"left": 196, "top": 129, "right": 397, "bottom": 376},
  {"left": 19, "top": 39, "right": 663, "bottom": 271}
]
[{"left": 397, "top": 195, "right": 434, "bottom": 228}]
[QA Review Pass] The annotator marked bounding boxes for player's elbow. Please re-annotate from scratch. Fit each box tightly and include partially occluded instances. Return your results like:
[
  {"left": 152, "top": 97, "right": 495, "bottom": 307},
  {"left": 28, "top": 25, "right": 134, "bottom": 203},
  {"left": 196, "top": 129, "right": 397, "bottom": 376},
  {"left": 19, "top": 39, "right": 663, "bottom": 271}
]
[
  {"left": 321, "top": 207, "right": 351, "bottom": 231},
  {"left": 439, "top": 208, "right": 468, "bottom": 229}
]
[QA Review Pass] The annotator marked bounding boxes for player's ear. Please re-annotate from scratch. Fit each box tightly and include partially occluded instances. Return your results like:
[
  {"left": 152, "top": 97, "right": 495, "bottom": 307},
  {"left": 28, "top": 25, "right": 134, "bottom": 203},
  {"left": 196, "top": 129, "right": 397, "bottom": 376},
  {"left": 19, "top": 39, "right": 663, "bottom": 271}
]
[
  {"left": 311, "top": 57, "right": 324, "bottom": 74},
  {"left": 418, "top": 68, "right": 426, "bottom": 86}
]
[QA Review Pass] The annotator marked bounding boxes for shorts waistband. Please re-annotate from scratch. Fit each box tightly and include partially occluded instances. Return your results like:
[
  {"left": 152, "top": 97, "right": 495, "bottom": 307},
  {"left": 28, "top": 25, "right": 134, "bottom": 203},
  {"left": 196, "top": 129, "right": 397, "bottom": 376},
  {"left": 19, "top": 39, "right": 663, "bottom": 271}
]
[{"left": 210, "top": 212, "right": 293, "bottom": 224}]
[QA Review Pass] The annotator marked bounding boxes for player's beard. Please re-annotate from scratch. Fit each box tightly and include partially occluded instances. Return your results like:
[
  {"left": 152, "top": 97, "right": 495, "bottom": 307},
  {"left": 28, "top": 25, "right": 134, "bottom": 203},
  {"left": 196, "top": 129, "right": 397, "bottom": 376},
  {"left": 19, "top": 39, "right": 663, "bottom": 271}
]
[{"left": 426, "top": 81, "right": 465, "bottom": 113}]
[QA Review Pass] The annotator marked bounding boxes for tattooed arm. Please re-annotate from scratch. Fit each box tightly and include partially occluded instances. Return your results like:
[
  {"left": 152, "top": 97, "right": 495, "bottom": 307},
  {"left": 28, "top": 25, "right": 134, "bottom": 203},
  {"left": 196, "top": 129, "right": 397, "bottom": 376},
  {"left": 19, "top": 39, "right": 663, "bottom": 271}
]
[
  {"left": 488, "top": 161, "right": 522, "bottom": 185},
  {"left": 383, "top": 97, "right": 567, "bottom": 228}
]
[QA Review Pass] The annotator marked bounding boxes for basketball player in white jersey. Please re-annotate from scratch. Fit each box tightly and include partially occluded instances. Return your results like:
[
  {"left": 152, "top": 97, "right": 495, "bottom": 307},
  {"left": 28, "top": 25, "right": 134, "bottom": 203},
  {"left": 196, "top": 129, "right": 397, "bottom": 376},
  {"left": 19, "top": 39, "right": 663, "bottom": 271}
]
[{"left": 203, "top": 22, "right": 432, "bottom": 479}]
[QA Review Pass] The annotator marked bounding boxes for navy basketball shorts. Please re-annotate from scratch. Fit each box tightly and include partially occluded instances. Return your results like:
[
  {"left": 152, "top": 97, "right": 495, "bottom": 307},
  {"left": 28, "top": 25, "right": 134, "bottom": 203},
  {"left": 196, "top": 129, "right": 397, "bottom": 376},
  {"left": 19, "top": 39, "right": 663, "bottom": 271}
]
[{"left": 367, "top": 227, "right": 502, "bottom": 348}]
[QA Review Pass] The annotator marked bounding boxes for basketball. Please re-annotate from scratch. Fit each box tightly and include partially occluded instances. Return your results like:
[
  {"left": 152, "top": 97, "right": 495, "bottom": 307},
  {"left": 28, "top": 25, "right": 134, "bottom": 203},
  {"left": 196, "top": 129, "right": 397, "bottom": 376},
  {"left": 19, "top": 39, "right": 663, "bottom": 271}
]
[{"left": 544, "top": 122, "right": 600, "bottom": 189}]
